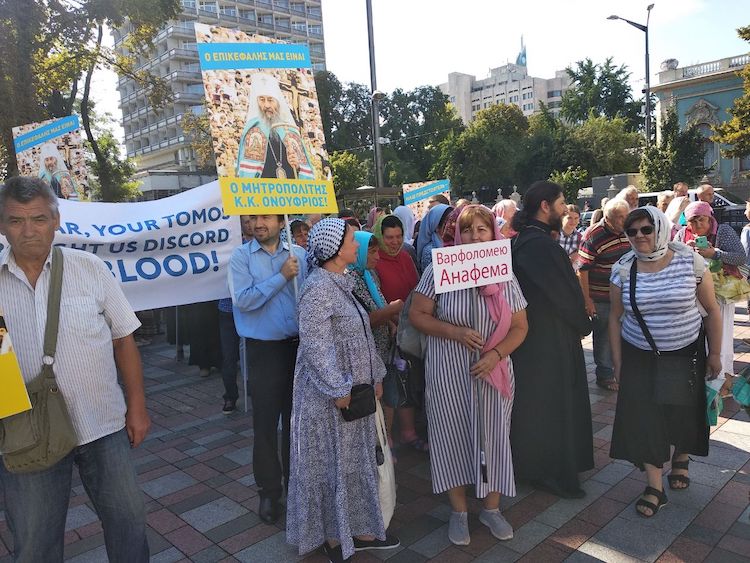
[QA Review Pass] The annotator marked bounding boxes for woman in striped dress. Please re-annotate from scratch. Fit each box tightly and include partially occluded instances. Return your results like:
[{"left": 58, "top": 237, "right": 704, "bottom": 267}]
[{"left": 409, "top": 205, "right": 528, "bottom": 546}]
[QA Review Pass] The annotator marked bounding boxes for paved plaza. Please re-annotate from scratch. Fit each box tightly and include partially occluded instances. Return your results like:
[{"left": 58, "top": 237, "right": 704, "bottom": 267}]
[{"left": 1, "top": 310, "right": 750, "bottom": 563}]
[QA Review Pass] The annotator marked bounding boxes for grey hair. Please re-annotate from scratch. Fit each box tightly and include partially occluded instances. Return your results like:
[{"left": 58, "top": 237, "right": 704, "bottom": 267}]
[
  {"left": 0, "top": 176, "right": 59, "bottom": 220},
  {"left": 604, "top": 198, "right": 630, "bottom": 219}
]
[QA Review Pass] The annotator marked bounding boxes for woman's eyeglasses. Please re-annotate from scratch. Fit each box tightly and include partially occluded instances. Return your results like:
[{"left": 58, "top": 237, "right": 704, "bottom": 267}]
[{"left": 625, "top": 226, "right": 654, "bottom": 237}]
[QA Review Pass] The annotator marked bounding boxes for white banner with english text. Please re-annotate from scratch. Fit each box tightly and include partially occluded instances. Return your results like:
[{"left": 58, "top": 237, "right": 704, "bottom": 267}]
[
  {"left": 432, "top": 240, "right": 512, "bottom": 294},
  {"left": 0, "top": 182, "right": 242, "bottom": 311}
]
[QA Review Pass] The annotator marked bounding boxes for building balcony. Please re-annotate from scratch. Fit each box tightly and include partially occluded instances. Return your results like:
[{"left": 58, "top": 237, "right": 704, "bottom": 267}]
[
  {"left": 131, "top": 135, "right": 186, "bottom": 158},
  {"left": 155, "top": 23, "right": 195, "bottom": 43},
  {"left": 126, "top": 114, "right": 184, "bottom": 142},
  {"left": 657, "top": 54, "right": 750, "bottom": 86},
  {"left": 173, "top": 91, "right": 204, "bottom": 104}
]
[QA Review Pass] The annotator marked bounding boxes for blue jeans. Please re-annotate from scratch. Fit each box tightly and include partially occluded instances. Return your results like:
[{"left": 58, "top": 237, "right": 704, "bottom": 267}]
[
  {"left": 0, "top": 428, "right": 148, "bottom": 563},
  {"left": 592, "top": 300, "right": 614, "bottom": 381}
]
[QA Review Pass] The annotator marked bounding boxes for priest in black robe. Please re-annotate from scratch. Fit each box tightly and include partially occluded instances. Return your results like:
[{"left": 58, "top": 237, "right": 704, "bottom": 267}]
[{"left": 510, "top": 181, "right": 594, "bottom": 498}]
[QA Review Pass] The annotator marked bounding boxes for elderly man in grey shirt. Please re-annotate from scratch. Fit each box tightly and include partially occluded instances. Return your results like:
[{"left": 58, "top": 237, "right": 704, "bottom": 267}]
[{"left": 0, "top": 176, "right": 150, "bottom": 563}]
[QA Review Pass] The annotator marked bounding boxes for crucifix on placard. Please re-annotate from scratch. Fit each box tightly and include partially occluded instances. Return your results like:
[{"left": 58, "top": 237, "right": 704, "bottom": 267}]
[{"left": 278, "top": 72, "right": 312, "bottom": 127}]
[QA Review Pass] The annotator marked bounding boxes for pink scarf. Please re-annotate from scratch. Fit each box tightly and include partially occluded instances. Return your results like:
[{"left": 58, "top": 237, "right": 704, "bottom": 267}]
[{"left": 454, "top": 206, "right": 513, "bottom": 398}]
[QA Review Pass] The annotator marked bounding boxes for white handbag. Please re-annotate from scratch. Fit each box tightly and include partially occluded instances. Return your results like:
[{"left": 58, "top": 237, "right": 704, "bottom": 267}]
[{"left": 375, "top": 400, "right": 396, "bottom": 528}]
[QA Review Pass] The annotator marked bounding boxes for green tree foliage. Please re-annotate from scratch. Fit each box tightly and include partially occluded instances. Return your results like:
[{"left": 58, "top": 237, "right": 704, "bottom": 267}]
[
  {"left": 550, "top": 166, "right": 589, "bottom": 204},
  {"left": 712, "top": 25, "right": 750, "bottom": 160},
  {"left": 0, "top": 0, "right": 180, "bottom": 200},
  {"left": 329, "top": 151, "right": 370, "bottom": 195},
  {"left": 181, "top": 105, "right": 216, "bottom": 172},
  {"left": 430, "top": 104, "right": 528, "bottom": 192},
  {"left": 640, "top": 105, "right": 708, "bottom": 191},
  {"left": 569, "top": 115, "right": 641, "bottom": 178},
  {"left": 561, "top": 57, "right": 642, "bottom": 132}
]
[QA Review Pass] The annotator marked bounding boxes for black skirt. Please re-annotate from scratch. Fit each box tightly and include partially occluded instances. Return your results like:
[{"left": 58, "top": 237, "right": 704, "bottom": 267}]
[{"left": 610, "top": 338, "right": 709, "bottom": 469}]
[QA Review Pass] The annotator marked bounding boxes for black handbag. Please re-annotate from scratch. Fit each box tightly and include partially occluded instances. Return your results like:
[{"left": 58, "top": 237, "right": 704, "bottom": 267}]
[
  {"left": 341, "top": 383, "right": 376, "bottom": 421},
  {"left": 629, "top": 260, "right": 697, "bottom": 405}
]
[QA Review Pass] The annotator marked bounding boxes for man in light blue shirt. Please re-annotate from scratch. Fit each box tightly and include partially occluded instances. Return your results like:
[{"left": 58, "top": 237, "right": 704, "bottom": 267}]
[{"left": 228, "top": 214, "right": 307, "bottom": 524}]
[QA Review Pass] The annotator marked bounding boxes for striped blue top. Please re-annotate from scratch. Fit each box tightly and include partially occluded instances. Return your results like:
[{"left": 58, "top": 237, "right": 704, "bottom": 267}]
[{"left": 611, "top": 251, "right": 705, "bottom": 351}]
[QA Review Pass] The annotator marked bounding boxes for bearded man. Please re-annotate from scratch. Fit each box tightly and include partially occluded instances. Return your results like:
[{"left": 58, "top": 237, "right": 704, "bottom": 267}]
[{"left": 236, "top": 74, "right": 314, "bottom": 180}]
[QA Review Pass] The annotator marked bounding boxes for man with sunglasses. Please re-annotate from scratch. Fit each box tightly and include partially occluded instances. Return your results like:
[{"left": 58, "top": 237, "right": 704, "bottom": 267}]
[{"left": 578, "top": 199, "right": 631, "bottom": 391}]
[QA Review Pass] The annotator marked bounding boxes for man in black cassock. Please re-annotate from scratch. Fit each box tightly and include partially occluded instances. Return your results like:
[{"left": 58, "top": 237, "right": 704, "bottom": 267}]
[{"left": 510, "top": 181, "right": 594, "bottom": 498}]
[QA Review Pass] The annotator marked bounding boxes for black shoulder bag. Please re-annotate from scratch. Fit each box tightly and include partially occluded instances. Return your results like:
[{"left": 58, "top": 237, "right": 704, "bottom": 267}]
[{"left": 628, "top": 259, "right": 697, "bottom": 405}]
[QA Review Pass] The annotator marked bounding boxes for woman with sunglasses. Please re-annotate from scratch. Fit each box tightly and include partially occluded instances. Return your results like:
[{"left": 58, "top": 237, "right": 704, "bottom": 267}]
[
  {"left": 608, "top": 207, "right": 722, "bottom": 518},
  {"left": 674, "top": 201, "right": 747, "bottom": 380}
]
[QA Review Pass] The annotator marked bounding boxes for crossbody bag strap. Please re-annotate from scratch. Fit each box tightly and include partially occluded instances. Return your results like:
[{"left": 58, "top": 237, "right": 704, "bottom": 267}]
[
  {"left": 628, "top": 258, "right": 659, "bottom": 356},
  {"left": 42, "top": 247, "right": 64, "bottom": 373}
]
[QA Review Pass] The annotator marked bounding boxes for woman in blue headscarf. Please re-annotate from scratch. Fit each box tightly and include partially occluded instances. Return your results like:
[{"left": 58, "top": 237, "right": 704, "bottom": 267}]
[
  {"left": 416, "top": 203, "right": 453, "bottom": 272},
  {"left": 349, "top": 231, "right": 404, "bottom": 364}
]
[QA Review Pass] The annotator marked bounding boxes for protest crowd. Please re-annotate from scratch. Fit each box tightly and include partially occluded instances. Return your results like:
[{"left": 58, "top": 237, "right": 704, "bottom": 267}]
[{"left": 2, "top": 173, "right": 749, "bottom": 563}]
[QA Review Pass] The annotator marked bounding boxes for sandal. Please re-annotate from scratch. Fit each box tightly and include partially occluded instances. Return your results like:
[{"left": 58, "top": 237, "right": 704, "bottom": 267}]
[
  {"left": 668, "top": 456, "right": 691, "bottom": 490},
  {"left": 596, "top": 378, "right": 619, "bottom": 391},
  {"left": 403, "top": 437, "right": 429, "bottom": 452},
  {"left": 635, "top": 486, "right": 668, "bottom": 518}
]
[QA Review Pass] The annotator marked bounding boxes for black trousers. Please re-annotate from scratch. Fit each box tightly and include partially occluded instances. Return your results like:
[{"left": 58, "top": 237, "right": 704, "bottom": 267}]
[
  {"left": 246, "top": 337, "right": 298, "bottom": 500},
  {"left": 218, "top": 311, "right": 240, "bottom": 402}
]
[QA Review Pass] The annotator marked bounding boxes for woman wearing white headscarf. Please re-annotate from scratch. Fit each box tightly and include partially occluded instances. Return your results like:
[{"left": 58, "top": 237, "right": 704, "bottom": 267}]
[
  {"left": 392, "top": 205, "right": 416, "bottom": 245},
  {"left": 287, "top": 218, "right": 399, "bottom": 563},
  {"left": 608, "top": 207, "right": 722, "bottom": 518}
]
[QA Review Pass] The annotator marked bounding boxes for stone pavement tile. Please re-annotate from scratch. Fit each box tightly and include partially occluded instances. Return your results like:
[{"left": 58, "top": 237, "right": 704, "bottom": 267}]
[
  {"left": 64, "top": 504, "right": 98, "bottom": 532},
  {"left": 667, "top": 481, "right": 720, "bottom": 510},
  {"left": 469, "top": 541, "right": 520, "bottom": 562},
  {"left": 705, "top": 547, "right": 750, "bottom": 563},
  {"left": 590, "top": 462, "right": 634, "bottom": 486},
  {"left": 233, "top": 530, "right": 302, "bottom": 562},
  {"left": 224, "top": 446, "right": 252, "bottom": 466},
  {"left": 685, "top": 460, "right": 735, "bottom": 489},
  {"left": 394, "top": 496, "right": 440, "bottom": 522},
  {"left": 216, "top": 481, "right": 256, "bottom": 503},
  {"left": 218, "top": 524, "right": 277, "bottom": 554},
  {"left": 166, "top": 488, "right": 224, "bottom": 514},
  {"left": 409, "top": 523, "right": 450, "bottom": 558},
  {"left": 427, "top": 503, "right": 452, "bottom": 523},
  {"left": 577, "top": 496, "right": 628, "bottom": 527},
  {"left": 164, "top": 525, "right": 213, "bottom": 556},
  {"left": 729, "top": 518, "right": 750, "bottom": 539},
  {"left": 590, "top": 516, "right": 678, "bottom": 562},
  {"left": 390, "top": 513, "right": 444, "bottom": 547},
  {"left": 61, "top": 532, "right": 104, "bottom": 560},
  {"left": 518, "top": 540, "right": 572, "bottom": 563},
  {"left": 180, "top": 497, "right": 249, "bottom": 533},
  {"left": 547, "top": 518, "right": 600, "bottom": 551},
  {"left": 713, "top": 480, "right": 750, "bottom": 508},
  {"left": 501, "top": 519, "right": 556, "bottom": 554},
  {"left": 682, "top": 522, "right": 725, "bottom": 547},
  {"left": 702, "top": 444, "right": 750, "bottom": 470},
  {"left": 64, "top": 530, "right": 79, "bottom": 545},
  {"left": 191, "top": 545, "right": 231, "bottom": 563},
  {"left": 563, "top": 551, "right": 608, "bottom": 562},
  {"left": 204, "top": 455, "right": 242, "bottom": 473},
  {"left": 427, "top": 545, "right": 475, "bottom": 563},
  {"left": 534, "top": 480, "right": 611, "bottom": 528},
  {"left": 717, "top": 419, "right": 750, "bottom": 436},
  {"left": 150, "top": 546, "right": 186, "bottom": 563},
  {"left": 378, "top": 549, "right": 428, "bottom": 562},
  {"left": 710, "top": 430, "right": 750, "bottom": 451},
  {"left": 618, "top": 499, "right": 700, "bottom": 534},
  {"left": 183, "top": 462, "right": 221, "bottom": 482},
  {"left": 147, "top": 508, "right": 187, "bottom": 535},
  {"left": 147, "top": 527, "right": 173, "bottom": 554},
  {"left": 205, "top": 474, "right": 234, "bottom": 488},
  {"left": 717, "top": 533, "right": 750, "bottom": 557},
  {"left": 692, "top": 499, "right": 746, "bottom": 533},
  {"left": 656, "top": 536, "right": 712, "bottom": 563},
  {"left": 67, "top": 544, "right": 107, "bottom": 562},
  {"left": 156, "top": 447, "right": 189, "bottom": 463},
  {"left": 74, "top": 521, "right": 102, "bottom": 539},
  {"left": 577, "top": 537, "right": 649, "bottom": 563},
  {"left": 205, "top": 513, "right": 261, "bottom": 543},
  {"left": 141, "top": 470, "right": 198, "bottom": 499},
  {"left": 602, "top": 477, "right": 644, "bottom": 504}
]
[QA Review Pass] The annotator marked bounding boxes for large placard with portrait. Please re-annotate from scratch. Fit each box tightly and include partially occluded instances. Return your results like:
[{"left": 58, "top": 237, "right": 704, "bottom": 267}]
[
  {"left": 195, "top": 23, "right": 337, "bottom": 215},
  {"left": 12, "top": 116, "right": 90, "bottom": 201}
]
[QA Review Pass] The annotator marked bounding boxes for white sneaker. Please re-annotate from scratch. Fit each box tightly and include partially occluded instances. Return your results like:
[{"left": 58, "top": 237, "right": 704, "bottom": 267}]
[
  {"left": 479, "top": 509, "right": 514, "bottom": 540},
  {"left": 448, "top": 511, "right": 470, "bottom": 545}
]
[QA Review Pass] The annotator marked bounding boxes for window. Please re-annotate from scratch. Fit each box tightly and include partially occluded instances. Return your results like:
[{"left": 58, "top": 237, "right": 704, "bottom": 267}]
[
  {"left": 547, "top": 90, "right": 562, "bottom": 98},
  {"left": 698, "top": 124, "right": 717, "bottom": 170},
  {"left": 199, "top": 1, "right": 217, "bottom": 12},
  {"left": 740, "top": 154, "right": 750, "bottom": 171}
]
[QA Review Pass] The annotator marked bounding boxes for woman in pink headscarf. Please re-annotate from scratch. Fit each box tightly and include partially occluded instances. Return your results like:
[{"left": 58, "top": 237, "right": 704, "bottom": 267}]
[
  {"left": 409, "top": 205, "right": 528, "bottom": 546},
  {"left": 675, "top": 201, "right": 747, "bottom": 379},
  {"left": 492, "top": 200, "right": 518, "bottom": 238}
]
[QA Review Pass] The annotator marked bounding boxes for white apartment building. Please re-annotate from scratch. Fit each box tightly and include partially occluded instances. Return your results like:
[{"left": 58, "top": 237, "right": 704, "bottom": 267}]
[
  {"left": 439, "top": 63, "right": 571, "bottom": 124},
  {"left": 113, "top": 0, "right": 325, "bottom": 199}
]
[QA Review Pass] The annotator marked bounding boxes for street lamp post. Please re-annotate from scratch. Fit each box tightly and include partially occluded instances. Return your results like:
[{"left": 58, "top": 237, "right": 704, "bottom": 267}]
[
  {"left": 608, "top": 4, "right": 654, "bottom": 146},
  {"left": 365, "top": 0, "right": 385, "bottom": 188}
]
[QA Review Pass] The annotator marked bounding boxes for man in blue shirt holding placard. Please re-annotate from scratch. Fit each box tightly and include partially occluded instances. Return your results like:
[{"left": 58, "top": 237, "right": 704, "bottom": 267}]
[{"left": 228, "top": 213, "right": 307, "bottom": 524}]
